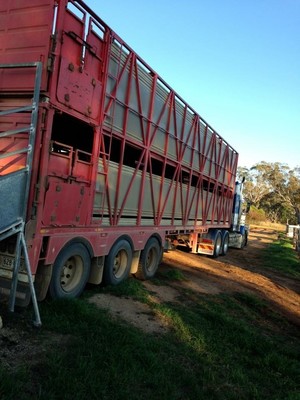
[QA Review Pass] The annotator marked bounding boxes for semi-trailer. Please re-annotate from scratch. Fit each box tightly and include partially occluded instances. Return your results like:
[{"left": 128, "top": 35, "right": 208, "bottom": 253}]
[{"left": 0, "top": 0, "right": 248, "bottom": 314}]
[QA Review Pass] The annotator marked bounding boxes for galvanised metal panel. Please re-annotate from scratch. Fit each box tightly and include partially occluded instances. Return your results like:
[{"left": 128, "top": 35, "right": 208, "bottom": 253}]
[
  {"left": 94, "top": 156, "right": 232, "bottom": 228},
  {"left": 0, "top": 171, "right": 26, "bottom": 232},
  {"left": 104, "top": 41, "right": 238, "bottom": 182}
]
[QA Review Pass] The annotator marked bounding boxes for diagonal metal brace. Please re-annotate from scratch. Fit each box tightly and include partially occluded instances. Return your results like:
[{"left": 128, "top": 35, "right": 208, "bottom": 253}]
[{"left": 8, "top": 228, "right": 42, "bottom": 327}]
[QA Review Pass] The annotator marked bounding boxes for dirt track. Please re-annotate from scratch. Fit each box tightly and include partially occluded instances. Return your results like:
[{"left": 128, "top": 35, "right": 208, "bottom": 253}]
[
  {"left": 161, "top": 228, "right": 300, "bottom": 325},
  {"left": 89, "top": 228, "right": 300, "bottom": 332}
]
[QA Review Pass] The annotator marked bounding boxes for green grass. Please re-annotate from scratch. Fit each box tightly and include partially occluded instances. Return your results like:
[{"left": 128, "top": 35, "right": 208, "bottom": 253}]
[
  {"left": 262, "top": 233, "right": 300, "bottom": 278},
  {"left": 157, "top": 268, "right": 187, "bottom": 281},
  {"left": 1, "top": 277, "right": 299, "bottom": 400},
  {"left": 1, "top": 235, "right": 300, "bottom": 400},
  {"left": 100, "top": 276, "right": 150, "bottom": 303}
]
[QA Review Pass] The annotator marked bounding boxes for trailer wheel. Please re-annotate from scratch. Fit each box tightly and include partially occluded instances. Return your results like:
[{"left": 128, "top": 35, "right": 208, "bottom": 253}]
[
  {"left": 220, "top": 232, "right": 229, "bottom": 256},
  {"left": 49, "top": 243, "right": 91, "bottom": 299},
  {"left": 212, "top": 231, "right": 222, "bottom": 258},
  {"left": 104, "top": 239, "right": 132, "bottom": 285},
  {"left": 135, "top": 237, "right": 161, "bottom": 280}
]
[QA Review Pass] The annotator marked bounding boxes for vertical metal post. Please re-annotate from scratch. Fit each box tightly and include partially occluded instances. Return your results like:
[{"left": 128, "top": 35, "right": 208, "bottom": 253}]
[
  {"left": 22, "top": 62, "right": 42, "bottom": 222},
  {"left": 8, "top": 229, "right": 23, "bottom": 312}
]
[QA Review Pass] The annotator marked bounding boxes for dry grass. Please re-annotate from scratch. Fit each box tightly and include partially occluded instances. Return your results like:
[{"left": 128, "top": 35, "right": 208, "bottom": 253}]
[{"left": 248, "top": 221, "right": 286, "bottom": 232}]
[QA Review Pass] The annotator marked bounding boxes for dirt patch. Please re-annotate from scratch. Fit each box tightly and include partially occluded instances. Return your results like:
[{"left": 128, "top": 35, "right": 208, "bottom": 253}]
[
  {"left": 88, "top": 293, "right": 170, "bottom": 334},
  {"left": 142, "top": 280, "right": 181, "bottom": 304},
  {"left": 88, "top": 281, "right": 183, "bottom": 335}
]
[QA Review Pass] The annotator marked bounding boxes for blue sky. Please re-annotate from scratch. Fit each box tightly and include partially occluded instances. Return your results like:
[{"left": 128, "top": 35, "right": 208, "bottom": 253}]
[{"left": 86, "top": 0, "right": 300, "bottom": 169}]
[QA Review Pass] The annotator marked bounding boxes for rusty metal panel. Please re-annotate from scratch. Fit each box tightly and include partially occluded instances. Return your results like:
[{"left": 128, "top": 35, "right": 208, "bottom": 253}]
[{"left": 56, "top": 57, "right": 103, "bottom": 118}]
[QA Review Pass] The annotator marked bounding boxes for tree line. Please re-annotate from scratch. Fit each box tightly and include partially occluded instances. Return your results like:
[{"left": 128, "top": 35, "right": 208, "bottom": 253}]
[{"left": 237, "top": 162, "right": 300, "bottom": 225}]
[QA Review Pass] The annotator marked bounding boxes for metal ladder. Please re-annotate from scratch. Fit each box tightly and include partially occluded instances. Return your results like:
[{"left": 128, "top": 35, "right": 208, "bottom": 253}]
[{"left": 0, "top": 62, "right": 42, "bottom": 326}]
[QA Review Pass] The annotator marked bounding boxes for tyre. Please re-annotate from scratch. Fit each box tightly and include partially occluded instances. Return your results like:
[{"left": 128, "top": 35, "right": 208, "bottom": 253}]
[
  {"left": 240, "top": 231, "right": 248, "bottom": 249},
  {"left": 220, "top": 231, "right": 229, "bottom": 256},
  {"left": 104, "top": 239, "right": 132, "bottom": 285},
  {"left": 212, "top": 231, "right": 222, "bottom": 258},
  {"left": 135, "top": 237, "right": 161, "bottom": 280},
  {"left": 49, "top": 242, "right": 91, "bottom": 299}
]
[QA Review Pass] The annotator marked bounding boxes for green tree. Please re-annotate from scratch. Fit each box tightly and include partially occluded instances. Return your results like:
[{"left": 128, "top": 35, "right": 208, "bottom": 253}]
[
  {"left": 242, "top": 162, "right": 300, "bottom": 224},
  {"left": 237, "top": 165, "right": 270, "bottom": 208}
]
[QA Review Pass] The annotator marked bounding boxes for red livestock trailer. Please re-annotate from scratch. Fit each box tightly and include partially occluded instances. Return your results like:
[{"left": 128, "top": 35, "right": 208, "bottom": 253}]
[{"left": 0, "top": 0, "right": 247, "bottom": 323}]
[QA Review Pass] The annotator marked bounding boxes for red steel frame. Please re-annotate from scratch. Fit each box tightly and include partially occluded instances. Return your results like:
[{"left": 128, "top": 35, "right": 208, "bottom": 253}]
[{"left": 0, "top": 0, "right": 238, "bottom": 277}]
